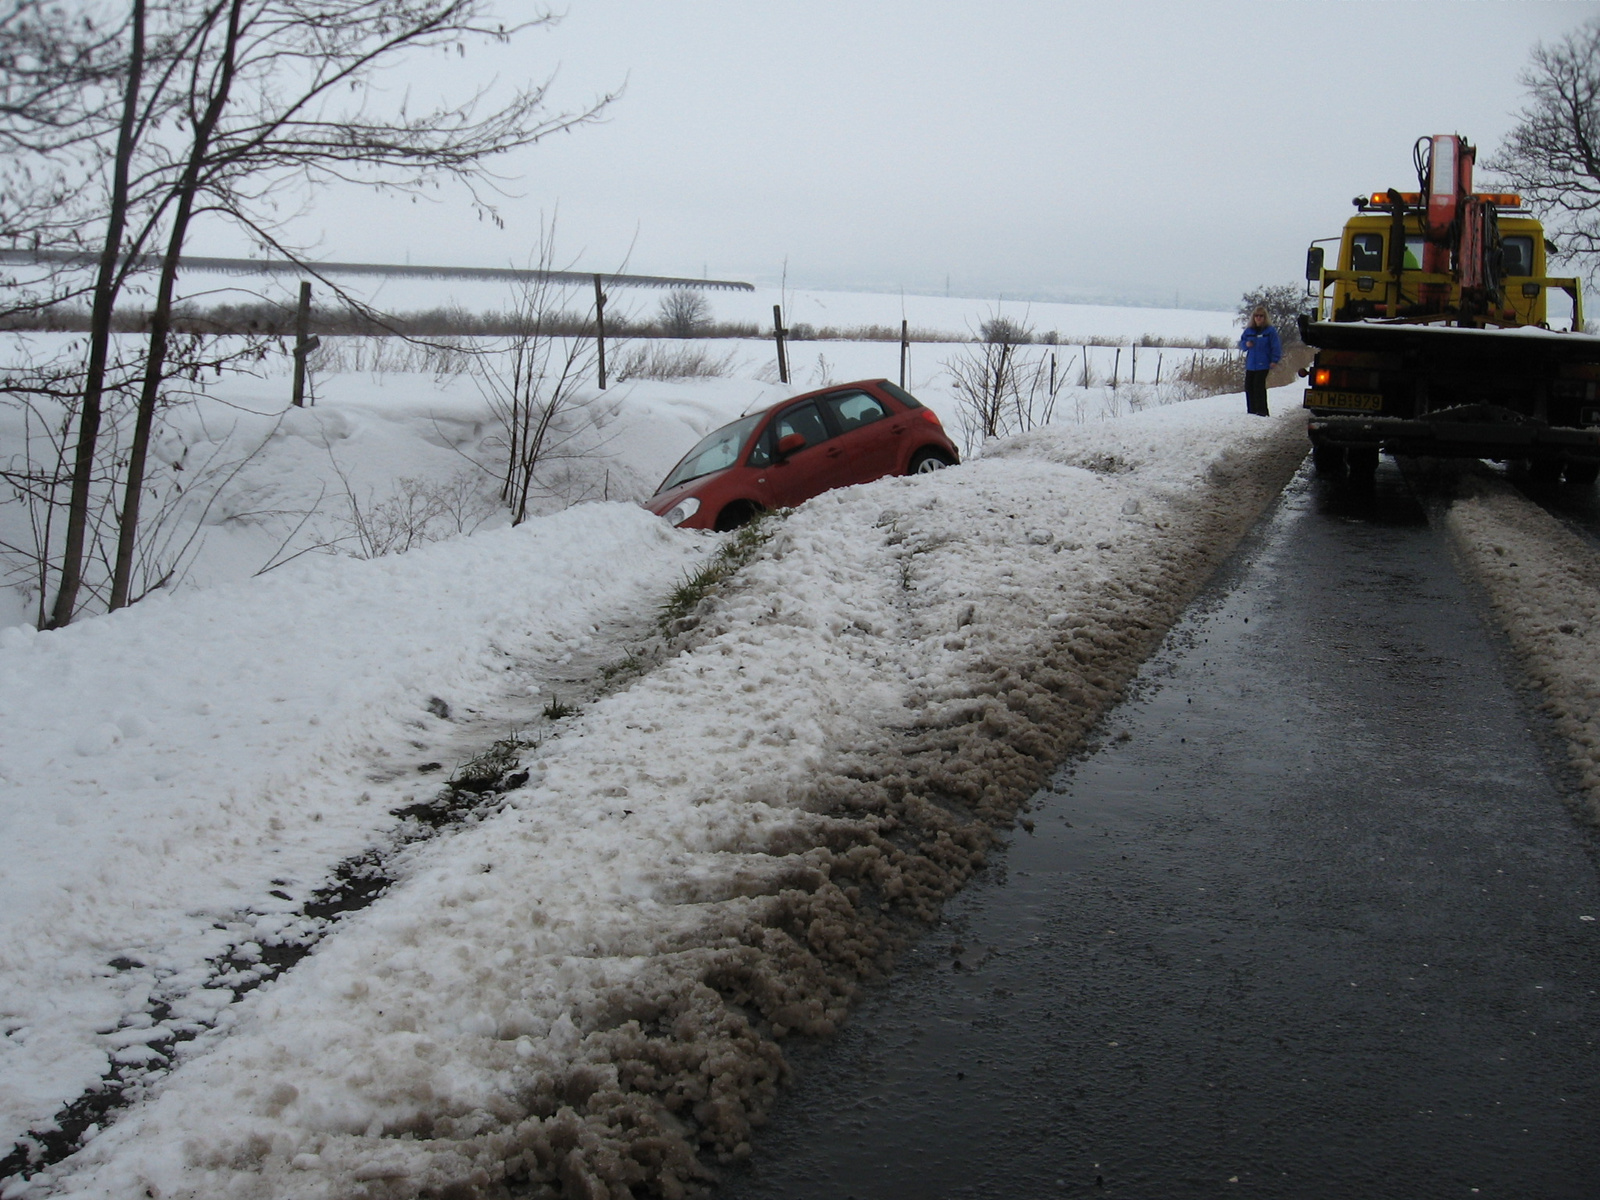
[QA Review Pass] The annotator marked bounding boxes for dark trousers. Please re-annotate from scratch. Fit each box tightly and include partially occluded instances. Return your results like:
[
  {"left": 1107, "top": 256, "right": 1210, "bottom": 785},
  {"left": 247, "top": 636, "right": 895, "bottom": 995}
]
[{"left": 1245, "top": 368, "right": 1270, "bottom": 416}]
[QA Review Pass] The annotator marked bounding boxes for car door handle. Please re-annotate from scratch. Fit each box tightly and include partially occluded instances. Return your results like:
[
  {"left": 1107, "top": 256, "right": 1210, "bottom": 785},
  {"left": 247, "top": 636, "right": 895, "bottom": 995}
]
[
  {"left": 826, "top": 446, "right": 843, "bottom": 457},
  {"left": 891, "top": 423, "right": 906, "bottom": 433}
]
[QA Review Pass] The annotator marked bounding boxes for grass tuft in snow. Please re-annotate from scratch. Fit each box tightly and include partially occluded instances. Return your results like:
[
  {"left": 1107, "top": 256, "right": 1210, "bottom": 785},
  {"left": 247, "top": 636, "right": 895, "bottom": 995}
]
[
  {"left": 599, "top": 651, "right": 645, "bottom": 682},
  {"left": 541, "top": 695, "right": 576, "bottom": 721},
  {"left": 446, "top": 733, "right": 534, "bottom": 798},
  {"left": 658, "top": 514, "right": 778, "bottom": 630}
]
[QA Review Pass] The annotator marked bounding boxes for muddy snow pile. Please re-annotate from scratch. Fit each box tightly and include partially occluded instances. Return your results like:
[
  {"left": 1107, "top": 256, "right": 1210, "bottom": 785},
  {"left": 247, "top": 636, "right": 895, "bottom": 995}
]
[
  {"left": 2, "top": 392, "right": 1308, "bottom": 1200},
  {"left": 1442, "top": 474, "right": 1600, "bottom": 822}
]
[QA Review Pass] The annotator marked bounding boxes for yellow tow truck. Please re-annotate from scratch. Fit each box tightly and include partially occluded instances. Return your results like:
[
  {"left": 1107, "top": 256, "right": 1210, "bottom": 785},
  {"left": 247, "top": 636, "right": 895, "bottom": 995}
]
[{"left": 1301, "top": 134, "right": 1600, "bottom": 484}]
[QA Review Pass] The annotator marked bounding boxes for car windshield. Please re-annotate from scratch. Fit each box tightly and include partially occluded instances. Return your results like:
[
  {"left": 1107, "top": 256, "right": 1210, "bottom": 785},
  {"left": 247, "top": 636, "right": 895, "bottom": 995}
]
[{"left": 657, "top": 413, "right": 763, "bottom": 493}]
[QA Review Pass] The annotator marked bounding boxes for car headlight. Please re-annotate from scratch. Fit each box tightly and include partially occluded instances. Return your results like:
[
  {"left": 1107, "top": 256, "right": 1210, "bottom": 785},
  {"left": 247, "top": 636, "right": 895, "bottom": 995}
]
[{"left": 662, "top": 496, "right": 701, "bottom": 526}]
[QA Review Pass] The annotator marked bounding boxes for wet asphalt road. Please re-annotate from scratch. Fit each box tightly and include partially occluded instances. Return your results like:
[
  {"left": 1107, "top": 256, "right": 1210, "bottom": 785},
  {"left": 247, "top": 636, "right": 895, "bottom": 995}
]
[{"left": 725, "top": 460, "right": 1600, "bottom": 1199}]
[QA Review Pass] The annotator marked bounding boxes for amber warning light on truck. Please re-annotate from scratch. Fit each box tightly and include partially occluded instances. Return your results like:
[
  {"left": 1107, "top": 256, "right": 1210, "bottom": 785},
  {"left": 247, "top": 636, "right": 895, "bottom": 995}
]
[{"left": 1363, "top": 191, "right": 1521, "bottom": 210}]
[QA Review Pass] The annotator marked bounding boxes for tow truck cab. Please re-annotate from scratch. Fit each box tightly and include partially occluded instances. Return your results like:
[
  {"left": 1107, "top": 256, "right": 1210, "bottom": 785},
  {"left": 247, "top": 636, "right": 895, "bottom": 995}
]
[{"left": 1301, "top": 190, "right": 1600, "bottom": 484}]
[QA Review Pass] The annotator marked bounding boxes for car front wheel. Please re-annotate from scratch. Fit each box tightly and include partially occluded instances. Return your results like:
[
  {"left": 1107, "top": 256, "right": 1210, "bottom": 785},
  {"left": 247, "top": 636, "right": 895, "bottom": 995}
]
[
  {"left": 714, "top": 500, "right": 764, "bottom": 532},
  {"left": 908, "top": 448, "right": 954, "bottom": 475}
]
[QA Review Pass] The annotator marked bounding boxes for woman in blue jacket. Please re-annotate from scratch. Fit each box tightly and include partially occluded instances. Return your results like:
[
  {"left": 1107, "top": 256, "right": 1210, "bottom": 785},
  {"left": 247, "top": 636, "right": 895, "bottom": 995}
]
[{"left": 1239, "top": 306, "right": 1281, "bottom": 416}]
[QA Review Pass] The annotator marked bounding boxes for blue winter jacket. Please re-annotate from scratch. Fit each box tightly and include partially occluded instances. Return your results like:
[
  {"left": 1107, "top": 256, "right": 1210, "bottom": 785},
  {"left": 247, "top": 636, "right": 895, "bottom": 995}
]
[{"left": 1239, "top": 324, "right": 1282, "bottom": 372}]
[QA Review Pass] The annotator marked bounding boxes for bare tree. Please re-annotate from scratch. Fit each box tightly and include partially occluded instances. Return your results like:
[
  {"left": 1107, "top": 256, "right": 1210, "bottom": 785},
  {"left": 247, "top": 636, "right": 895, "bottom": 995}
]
[
  {"left": 944, "top": 314, "right": 1052, "bottom": 455},
  {"left": 1235, "top": 284, "right": 1305, "bottom": 349},
  {"left": 1488, "top": 18, "right": 1600, "bottom": 284},
  {"left": 36, "top": 0, "right": 614, "bottom": 626},
  {"left": 0, "top": 1, "right": 127, "bottom": 318},
  {"left": 469, "top": 233, "right": 613, "bottom": 525},
  {"left": 658, "top": 287, "right": 709, "bottom": 337},
  {"left": 54, "top": 0, "right": 157, "bottom": 625}
]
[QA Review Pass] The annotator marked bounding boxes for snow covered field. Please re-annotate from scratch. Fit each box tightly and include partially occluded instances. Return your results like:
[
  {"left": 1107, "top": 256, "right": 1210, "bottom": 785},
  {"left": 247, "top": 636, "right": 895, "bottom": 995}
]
[
  {"left": 190, "top": 269, "right": 1238, "bottom": 347},
  {"left": 2, "top": 299, "right": 1306, "bottom": 1197}
]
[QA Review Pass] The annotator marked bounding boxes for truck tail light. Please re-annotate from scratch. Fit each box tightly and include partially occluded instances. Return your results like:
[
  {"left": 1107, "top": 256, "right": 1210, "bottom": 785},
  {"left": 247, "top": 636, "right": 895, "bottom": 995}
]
[{"left": 1312, "top": 368, "right": 1332, "bottom": 387}]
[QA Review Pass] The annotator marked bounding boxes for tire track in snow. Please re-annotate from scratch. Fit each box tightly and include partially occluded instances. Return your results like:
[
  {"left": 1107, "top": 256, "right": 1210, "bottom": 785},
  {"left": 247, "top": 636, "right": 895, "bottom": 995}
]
[{"left": 0, "top": 581, "right": 701, "bottom": 1186}]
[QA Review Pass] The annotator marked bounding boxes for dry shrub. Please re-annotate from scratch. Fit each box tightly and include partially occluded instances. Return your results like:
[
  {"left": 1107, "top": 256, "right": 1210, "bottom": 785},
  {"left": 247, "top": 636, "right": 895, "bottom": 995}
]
[
  {"left": 1171, "top": 350, "right": 1245, "bottom": 398},
  {"left": 309, "top": 335, "right": 474, "bottom": 377},
  {"left": 335, "top": 469, "right": 497, "bottom": 558},
  {"left": 613, "top": 342, "right": 738, "bottom": 382}
]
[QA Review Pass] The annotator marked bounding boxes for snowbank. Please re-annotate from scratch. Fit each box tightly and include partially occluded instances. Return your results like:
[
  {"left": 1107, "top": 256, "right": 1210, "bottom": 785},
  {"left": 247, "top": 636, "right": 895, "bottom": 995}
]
[
  {"left": 0, "top": 503, "right": 707, "bottom": 1164},
  {"left": 3, "top": 391, "right": 1309, "bottom": 1199},
  {"left": 1442, "top": 473, "right": 1600, "bottom": 821}
]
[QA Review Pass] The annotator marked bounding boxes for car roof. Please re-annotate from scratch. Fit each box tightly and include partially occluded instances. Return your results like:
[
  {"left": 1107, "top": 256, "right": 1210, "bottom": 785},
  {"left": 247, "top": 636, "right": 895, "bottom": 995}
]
[{"left": 739, "top": 378, "right": 891, "bottom": 418}]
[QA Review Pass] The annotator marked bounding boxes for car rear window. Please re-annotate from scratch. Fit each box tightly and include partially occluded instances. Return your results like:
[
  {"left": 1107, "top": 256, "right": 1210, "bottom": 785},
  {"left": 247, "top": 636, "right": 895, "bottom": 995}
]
[
  {"left": 822, "top": 389, "right": 889, "bottom": 431},
  {"left": 877, "top": 380, "right": 924, "bottom": 409},
  {"left": 657, "top": 412, "right": 763, "bottom": 493}
]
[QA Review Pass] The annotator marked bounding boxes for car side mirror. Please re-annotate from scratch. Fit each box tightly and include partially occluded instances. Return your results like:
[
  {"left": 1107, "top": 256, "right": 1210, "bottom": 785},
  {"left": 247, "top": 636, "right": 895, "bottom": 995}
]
[
  {"left": 776, "top": 432, "right": 806, "bottom": 460},
  {"left": 1305, "top": 246, "right": 1325, "bottom": 282}
]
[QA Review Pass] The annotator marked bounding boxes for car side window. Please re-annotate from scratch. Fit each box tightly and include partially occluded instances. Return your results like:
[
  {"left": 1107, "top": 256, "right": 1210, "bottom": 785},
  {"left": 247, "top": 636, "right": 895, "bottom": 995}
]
[
  {"left": 774, "top": 402, "right": 829, "bottom": 446},
  {"left": 748, "top": 401, "right": 828, "bottom": 466},
  {"left": 1350, "top": 233, "right": 1384, "bottom": 271},
  {"left": 821, "top": 389, "right": 889, "bottom": 433}
]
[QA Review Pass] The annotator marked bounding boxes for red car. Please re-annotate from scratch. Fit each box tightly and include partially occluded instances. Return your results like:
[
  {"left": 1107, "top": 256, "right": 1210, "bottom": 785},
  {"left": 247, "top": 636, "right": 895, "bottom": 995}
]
[{"left": 645, "top": 379, "right": 960, "bottom": 530}]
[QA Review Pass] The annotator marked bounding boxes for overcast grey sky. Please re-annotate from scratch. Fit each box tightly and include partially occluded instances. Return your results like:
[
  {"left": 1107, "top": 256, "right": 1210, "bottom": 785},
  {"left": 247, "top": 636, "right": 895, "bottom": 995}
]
[{"left": 221, "top": 0, "right": 1600, "bottom": 309}]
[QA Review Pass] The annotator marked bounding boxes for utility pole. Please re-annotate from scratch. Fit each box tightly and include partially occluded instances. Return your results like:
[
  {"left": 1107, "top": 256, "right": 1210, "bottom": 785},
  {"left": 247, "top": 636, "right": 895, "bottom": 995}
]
[
  {"left": 291, "top": 281, "right": 319, "bottom": 407},
  {"left": 773, "top": 304, "right": 789, "bottom": 384},
  {"left": 593, "top": 274, "right": 608, "bottom": 390},
  {"left": 899, "top": 319, "right": 909, "bottom": 388}
]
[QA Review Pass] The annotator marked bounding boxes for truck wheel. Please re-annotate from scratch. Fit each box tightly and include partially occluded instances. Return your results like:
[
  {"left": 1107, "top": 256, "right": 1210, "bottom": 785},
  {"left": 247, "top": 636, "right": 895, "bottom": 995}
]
[
  {"left": 1311, "top": 443, "right": 1345, "bottom": 476},
  {"left": 1564, "top": 460, "right": 1600, "bottom": 486}
]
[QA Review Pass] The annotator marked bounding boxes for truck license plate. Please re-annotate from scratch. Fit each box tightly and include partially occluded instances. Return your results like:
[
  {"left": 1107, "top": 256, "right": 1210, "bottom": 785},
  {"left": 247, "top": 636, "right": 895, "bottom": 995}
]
[{"left": 1309, "top": 389, "right": 1384, "bottom": 412}]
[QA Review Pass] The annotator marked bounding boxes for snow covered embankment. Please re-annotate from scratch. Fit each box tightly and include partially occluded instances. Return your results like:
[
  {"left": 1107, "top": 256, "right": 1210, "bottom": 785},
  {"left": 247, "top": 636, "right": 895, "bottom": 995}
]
[
  {"left": 0, "top": 505, "right": 710, "bottom": 1181},
  {"left": 1442, "top": 475, "right": 1600, "bottom": 823},
  {"left": 15, "top": 396, "right": 1308, "bottom": 1200}
]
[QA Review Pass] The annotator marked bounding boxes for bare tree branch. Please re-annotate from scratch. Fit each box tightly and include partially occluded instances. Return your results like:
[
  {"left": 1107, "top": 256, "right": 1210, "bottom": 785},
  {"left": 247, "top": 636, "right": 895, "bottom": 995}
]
[{"left": 1487, "top": 18, "right": 1600, "bottom": 283}]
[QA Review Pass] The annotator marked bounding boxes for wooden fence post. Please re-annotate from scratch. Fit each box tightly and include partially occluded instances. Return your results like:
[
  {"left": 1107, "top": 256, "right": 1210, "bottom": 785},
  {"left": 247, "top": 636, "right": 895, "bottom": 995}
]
[
  {"left": 1112, "top": 347, "right": 1121, "bottom": 390},
  {"left": 1082, "top": 345, "right": 1090, "bottom": 387},
  {"left": 291, "top": 280, "right": 319, "bottom": 407},
  {"left": 1155, "top": 352, "right": 1163, "bottom": 385},
  {"left": 593, "top": 274, "right": 608, "bottom": 390},
  {"left": 773, "top": 304, "right": 789, "bottom": 384},
  {"left": 899, "top": 318, "right": 908, "bottom": 388},
  {"left": 1131, "top": 343, "right": 1138, "bottom": 384}
]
